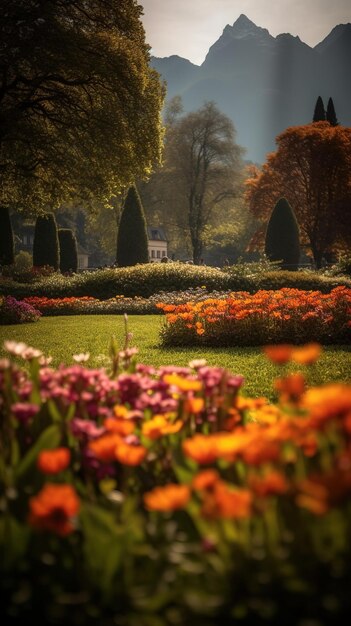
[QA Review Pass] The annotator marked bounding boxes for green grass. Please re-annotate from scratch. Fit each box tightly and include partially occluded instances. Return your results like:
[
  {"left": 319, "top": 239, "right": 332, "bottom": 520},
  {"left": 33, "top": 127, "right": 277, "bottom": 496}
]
[{"left": 0, "top": 315, "right": 350, "bottom": 399}]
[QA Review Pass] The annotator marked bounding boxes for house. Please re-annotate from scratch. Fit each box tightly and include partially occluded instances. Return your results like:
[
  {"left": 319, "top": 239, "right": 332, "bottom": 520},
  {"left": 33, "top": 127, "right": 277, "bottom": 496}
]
[
  {"left": 77, "top": 244, "right": 89, "bottom": 270},
  {"left": 147, "top": 226, "right": 168, "bottom": 262},
  {"left": 17, "top": 221, "right": 35, "bottom": 253}
]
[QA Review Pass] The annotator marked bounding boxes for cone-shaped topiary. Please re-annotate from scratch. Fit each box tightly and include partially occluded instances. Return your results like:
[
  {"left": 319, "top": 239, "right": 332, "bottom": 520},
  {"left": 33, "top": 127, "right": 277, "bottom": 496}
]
[
  {"left": 265, "top": 198, "right": 300, "bottom": 271},
  {"left": 312, "top": 96, "right": 326, "bottom": 122},
  {"left": 33, "top": 213, "right": 60, "bottom": 270},
  {"left": 326, "top": 97, "right": 339, "bottom": 126},
  {"left": 116, "top": 186, "right": 149, "bottom": 267},
  {"left": 0, "top": 206, "right": 14, "bottom": 266},
  {"left": 58, "top": 228, "right": 78, "bottom": 273}
]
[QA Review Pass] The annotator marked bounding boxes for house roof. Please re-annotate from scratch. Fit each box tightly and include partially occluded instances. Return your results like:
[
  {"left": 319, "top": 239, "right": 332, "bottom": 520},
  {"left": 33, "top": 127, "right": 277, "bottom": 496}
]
[{"left": 147, "top": 226, "right": 167, "bottom": 242}]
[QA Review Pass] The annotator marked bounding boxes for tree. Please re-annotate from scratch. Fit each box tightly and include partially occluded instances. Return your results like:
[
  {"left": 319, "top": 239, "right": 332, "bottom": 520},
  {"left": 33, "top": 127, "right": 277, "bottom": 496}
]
[
  {"left": 0, "top": 0, "right": 165, "bottom": 214},
  {"left": 313, "top": 96, "right": 326, "bottom": 122},
  {"left": 33, "top": 213, "right": 60, "bottom": 269},
  {"left": 265, "top": 198, "right": 300, "bottom": 270},
  {"left": 116, "top": 186, "right": 149, "bottom": 267},
  {"left": 326, "top": 98, "right": 339, "bottom": 126},
  {"left": 0, "top": 207, "right": 14, "bottom": 266},
  {"left": 58, "top": 229, "right": 78, "bottom": 273},
  {"left": 245, "top": 123, "right": 351, "bottom": 268},
  {"left": 164, "top": 101, "right": 244, "bottom": 264}
]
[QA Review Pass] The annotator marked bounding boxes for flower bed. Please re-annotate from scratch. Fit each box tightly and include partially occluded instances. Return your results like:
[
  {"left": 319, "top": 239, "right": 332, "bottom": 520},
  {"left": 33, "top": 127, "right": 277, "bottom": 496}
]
[
  {"left": 1, "top": 337, "right": 351, "bottom": 624},
  {"left": 0, "top": 295, "right": 41, "bottom": 324},
  {"left": 158, "top": 286, "right": 351, "bottom": 346}
]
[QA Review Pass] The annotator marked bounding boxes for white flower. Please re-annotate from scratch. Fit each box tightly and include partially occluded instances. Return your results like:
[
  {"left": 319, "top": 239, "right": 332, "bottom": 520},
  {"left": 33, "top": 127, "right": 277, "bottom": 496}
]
[{"left": 73, "top": 353, "right": 90, "bottom": 363}]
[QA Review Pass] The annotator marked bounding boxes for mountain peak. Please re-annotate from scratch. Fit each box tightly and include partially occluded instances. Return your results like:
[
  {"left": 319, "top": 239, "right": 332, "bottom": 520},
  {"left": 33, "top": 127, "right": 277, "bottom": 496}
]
[{"left": 233, "top": 14, "right": 257, "bottom": 30}]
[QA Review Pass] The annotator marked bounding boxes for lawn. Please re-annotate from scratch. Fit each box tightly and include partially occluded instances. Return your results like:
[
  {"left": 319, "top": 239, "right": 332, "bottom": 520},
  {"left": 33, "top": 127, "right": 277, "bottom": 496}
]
[{"left": 1, "top": 314, "right": 350, "bottom": 399}]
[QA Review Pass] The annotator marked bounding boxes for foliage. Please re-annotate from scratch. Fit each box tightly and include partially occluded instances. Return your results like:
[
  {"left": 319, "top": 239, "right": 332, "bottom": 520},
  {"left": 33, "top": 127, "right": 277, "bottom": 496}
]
[
  {"left": 312, "top": 95, "right": 326, "bottom": 122},
  {"left": 116, "top": 186, "right": 149, "bottom": 267},
  {"left": 245, "top": 123, "right": 351, "bottom": 268},
  {"left": 158, "top": 287, "right": 351, "bottom": 346},
  {"left": 58, "top": 229, "right": 78, "bottom": 274},
  {"left": 265, "top": 198, "right": 300, "bottom": 270},
  {"left": 324, "top": 253, "right": 351, "bottom": 277},
  {"left": 0, "top": 0, "right": 165, "bottom": 213},
  {"left": 164, "top": 100, "right": 245, "bottom": 263},
  {"left": 0, "top": 206, "right": 14, "bottom": 266},
  {"left": 1, "top": 339, "right": 351, "bottom": 624},
  {"left": 0, "top": 295, "right": 41, "bottom": 324},
  {"left": 1, "top": 263, "right": 350, "bottom": 301},
  {"left": 33, "top": 213, "right": 60, "bottom": 271}
]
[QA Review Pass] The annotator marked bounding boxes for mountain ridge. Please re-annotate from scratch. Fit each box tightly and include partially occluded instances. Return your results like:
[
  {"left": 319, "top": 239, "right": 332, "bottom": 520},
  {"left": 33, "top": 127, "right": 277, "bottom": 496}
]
[{"left": 151, "top": 15, "right": 351, "bottom": 162}]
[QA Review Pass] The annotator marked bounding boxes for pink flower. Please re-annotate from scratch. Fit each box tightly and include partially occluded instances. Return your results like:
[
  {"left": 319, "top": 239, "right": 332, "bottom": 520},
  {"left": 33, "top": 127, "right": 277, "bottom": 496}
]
[{"left": 11, "top": 403, "right": 39, "bottom": 424}]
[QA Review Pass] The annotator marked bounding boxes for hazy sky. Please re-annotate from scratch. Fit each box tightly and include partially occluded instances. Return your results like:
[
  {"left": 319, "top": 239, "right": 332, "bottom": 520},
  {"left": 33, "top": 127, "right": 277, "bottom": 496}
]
[{"left": 140, "top": 0, "right": 351, "bottom": 64}]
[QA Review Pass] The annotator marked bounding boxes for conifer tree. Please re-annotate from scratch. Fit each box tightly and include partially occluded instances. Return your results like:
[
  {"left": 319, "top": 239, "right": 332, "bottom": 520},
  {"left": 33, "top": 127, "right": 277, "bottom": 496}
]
[
  {"left": 58, "top": 229, "right": 78, "bottom": 273},
  {"left": 33, "top": 213, "right": 60, "bottom": 270},
  {"left": 116, "top": 186, "right": 149, "bottom": 267},
  {"left": 326, "top": 97, "right": 339, "bottom": 126},
  {"left": 0, "top": 206, "right": 14, "bottom": 266},
  {"left": 265, "top": 198, "right": 300, "bottom": 271},
  {"left": 312, "top": 96, "right": 326, "bottom": 122}
]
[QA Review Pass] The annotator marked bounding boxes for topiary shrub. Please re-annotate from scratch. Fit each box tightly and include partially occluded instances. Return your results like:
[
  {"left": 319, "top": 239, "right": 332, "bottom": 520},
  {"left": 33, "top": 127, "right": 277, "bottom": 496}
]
[
  {"left": 0, "top": 206, "right": 14, "bottom": 267},
  {"left": 265, "top": 198, "right": 300, "bottom": 271},
  {"left": 116, "top": 186, "right": 149, "bottom": 267},
  {"left": 58, "top": 229, "right": 78, "bottom": 274},
  {"left": 33, "top": 213, "right": 60, "bottom": 270}
]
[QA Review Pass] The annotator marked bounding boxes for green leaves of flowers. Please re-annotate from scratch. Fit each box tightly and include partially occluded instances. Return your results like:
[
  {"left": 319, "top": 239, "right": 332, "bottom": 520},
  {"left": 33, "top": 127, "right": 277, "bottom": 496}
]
[{"left": 15, "top": 424, "right": 61, "bottom": 481}]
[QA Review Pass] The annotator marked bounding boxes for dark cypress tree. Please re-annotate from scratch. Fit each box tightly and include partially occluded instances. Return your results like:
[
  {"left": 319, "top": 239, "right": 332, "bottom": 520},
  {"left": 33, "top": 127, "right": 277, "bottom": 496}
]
[
  {"left": 33, "top": 213, "right": 60, "bottom": 270},
  {"left": 326, "top": 97, "right": 339, "bottom": 126},
  {"left": 0, "top": 206, "right": 14, "bottom": 266},
  {"left": 265, "top": 198, "right": 300, "bottom": 271},
  {"left": 58, "top": 228, "right": 78, "bottom": 273},
  {"left": 116, "top": 186, "right": 149, "bottom": 267},
  {"left": 312, "top": 96, "right": 326, "bottom": 122}
]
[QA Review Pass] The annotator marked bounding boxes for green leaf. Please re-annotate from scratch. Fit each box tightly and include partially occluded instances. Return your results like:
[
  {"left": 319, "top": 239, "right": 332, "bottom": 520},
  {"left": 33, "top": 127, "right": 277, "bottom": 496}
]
[
  {"left": 15, "top": 424, "right": 62, "bottom": 481},
  {"left": 0, "top": 514, "right": 30, "bottom": 570},
  {"left": 80, "top": 503, "right": 124, "bottom": 598}
]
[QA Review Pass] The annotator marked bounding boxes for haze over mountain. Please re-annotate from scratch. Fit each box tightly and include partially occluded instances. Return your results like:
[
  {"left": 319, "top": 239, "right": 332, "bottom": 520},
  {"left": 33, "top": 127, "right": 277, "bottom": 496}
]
[{"left": 151, "top": 15, "right": 351, "bottom": 163}]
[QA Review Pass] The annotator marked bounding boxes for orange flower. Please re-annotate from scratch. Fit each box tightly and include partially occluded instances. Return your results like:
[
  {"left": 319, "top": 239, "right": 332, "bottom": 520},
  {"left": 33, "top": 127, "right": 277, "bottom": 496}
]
[
  {"left": 104, "top": 417, "right": 135, "bottom": 436},
  {"left": 202, "top": 482, "right": 252, "bottom": 519},
  {"left": 302, "top": 384, "right": 351, "bottom": 426},
  {"left": 115, "top": 442, "right": 146, "bottom": 466},
  {"left": 142, "top": 415, "right": 183, "bottom": 440},
  {"left": 192, "top": 469, "right": 220, "bottom": 491},
  {"left": 144, "top": 484, "right": 191, "bottom": 511},
  {"left": 291, "top": 343, "right": 322, "bottom": 365},
  {"left": 89, "top": 433, "right": 122, "bottom": 462},
  {"left": 113, "top": 405, "right": 129, "bottom": 419},
  {"left": 274, "top": 372, "right": 306, "bottom": 403},
  {"left": 263, "top": 345, "right": 292, "bottom": 364},
  {"left": 37, "top": 448, "right": 71, "bottom": 474},
  {"left": 163, "top": 373, "right": 202, "bottom": 392},
  {"left": 183, "top": 434, "right": 219, "bottom": 465},
  {"left": 184, "top": 396, "right": 205, "bottom": 414},
  {"left": 28, "top": 483, "right": 80, "bottom": 536},
  {"left": 249, "top": 471, "right": 288, "bottom": 497}
]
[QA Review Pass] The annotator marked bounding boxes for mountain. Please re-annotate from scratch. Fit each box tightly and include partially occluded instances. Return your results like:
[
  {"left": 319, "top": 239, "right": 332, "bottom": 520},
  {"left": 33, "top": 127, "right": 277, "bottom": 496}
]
[{"left": 151, "top": 15, "right": 351, "bottom": 163}]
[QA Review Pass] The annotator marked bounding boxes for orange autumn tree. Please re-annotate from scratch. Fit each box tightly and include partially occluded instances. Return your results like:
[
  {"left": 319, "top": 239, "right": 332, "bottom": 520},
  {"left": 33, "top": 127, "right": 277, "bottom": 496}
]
[{"left": 245, "top": 122, "right": 351, "bottom": 268}]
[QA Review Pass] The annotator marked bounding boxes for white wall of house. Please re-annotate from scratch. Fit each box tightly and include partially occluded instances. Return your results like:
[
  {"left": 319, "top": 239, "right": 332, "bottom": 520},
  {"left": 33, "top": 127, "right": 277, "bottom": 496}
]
[
  {"left": 148, "top": 240, "right": 168, "bottom": 262},
  {"left": 78, "top": 253, "right": 89, "bottom": 269}
]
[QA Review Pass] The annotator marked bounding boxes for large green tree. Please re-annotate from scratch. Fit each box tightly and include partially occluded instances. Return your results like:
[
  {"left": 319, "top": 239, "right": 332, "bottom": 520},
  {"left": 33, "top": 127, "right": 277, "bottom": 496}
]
[
  {"left": 116, "top": 186, "right": 149, "bottom": 267},
  {"left": 163, "top": 101, "right": 244, "bottom": 264},
  {"left": 0, "top": 0, "right": 165, "bottom": 213}
]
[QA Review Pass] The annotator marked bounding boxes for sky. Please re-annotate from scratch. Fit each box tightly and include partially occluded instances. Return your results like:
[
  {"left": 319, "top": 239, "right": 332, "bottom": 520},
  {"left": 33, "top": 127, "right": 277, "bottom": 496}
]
[{"left": 140, "top": 0, "right": 351, "bottom": 64}]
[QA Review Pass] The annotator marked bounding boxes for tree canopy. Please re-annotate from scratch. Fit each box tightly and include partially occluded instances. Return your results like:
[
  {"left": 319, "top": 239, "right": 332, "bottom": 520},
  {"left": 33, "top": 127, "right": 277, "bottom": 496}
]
[
  {"left": 245, "top": 123, "right": 351, "bottom": 267},
  {"left": 163, "top": 100, "right": 244, "bottom": 264},
  {"left": 0, "top": 0, "right": 165, "bottom": 213}
]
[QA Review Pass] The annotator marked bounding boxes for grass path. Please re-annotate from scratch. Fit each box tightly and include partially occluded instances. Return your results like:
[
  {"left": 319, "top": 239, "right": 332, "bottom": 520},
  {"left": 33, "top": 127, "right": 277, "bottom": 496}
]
[{"left": 1, "top": 315, "right": 350, "bottom": 399}]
